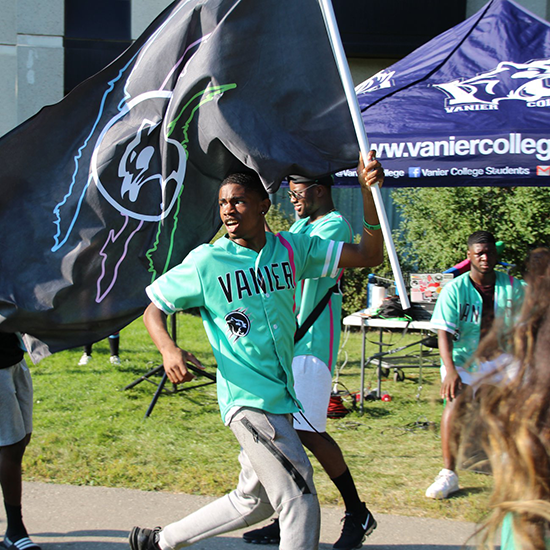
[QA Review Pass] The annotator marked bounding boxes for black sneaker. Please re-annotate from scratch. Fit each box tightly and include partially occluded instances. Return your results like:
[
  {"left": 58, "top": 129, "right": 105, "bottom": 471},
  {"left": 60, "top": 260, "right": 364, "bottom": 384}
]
[
  {"left": 128, "top": 526, "right": 161, "bottom": 550},
  {"left": 333, "top": 503, "right": 377, "bottom": 550},
  {"left": 242, "top": 518, "right": 280, "bottom": 545}
]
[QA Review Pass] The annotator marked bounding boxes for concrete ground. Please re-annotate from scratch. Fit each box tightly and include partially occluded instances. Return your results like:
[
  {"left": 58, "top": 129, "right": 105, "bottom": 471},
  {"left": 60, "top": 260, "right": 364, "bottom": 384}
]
[{"left": 0, "top": 481, "right": 480, "bottom": 549}]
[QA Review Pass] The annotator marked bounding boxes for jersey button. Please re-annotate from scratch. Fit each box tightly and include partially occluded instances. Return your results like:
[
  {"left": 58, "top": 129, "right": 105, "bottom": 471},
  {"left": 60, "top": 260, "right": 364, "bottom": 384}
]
[
  {"left": 265, "top": 293, "right": 271, "bottom": 298},
  {"left": 273, "top": 324, "right": 278, "bottom": 330}
]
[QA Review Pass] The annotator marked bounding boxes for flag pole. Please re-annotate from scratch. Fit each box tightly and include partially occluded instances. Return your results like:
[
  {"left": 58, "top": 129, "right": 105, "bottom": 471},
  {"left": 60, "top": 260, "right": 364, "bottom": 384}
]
[{"left": 318, "top": 0, "right": 410, "bottom": 310}]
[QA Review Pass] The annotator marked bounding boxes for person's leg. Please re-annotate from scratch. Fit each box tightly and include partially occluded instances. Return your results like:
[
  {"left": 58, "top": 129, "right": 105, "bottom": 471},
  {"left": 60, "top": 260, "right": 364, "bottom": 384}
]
[
  {"left": 244, "top": 356, "right": 375, "bottom": 547},
  {"left": 426, "top": 378, "right": 470, "bottom": 499},
  {"left": 293, "top": 355, "right": 372, "bottom": 515},
  {"left": 157, "top": 444, "right": 274, "bottom": 549},
  {"left": 231, "top": 409, "right": 319, "bottom": 550},
  {"left": 1, "top": 435, "right": 31, "bottom": 540},
  {"left": 0, "top": 360, "right": 39, "bottom": 548},
  {"left": 109, "top": 333, "right": 120, "bottom": 361},
  {"left": 79, "top": 344, "right": 93, "bottom": 365},
  {"left": 298, "top": 431, "right": 361, "bottom": 507},
  {"left": 134, "top": 409, "right": 318, "bottom": 550},
  {"left": 297, "top": 429, "right": 375, "bottom": 549},
  {"left": 440, "top": 395, "right": 461, "bottom": 471}
]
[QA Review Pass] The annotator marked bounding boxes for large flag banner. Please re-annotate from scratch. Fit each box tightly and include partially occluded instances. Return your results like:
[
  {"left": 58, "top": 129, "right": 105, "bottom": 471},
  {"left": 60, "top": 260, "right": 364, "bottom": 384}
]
[
  {"left": 335, "top": 0, "right": 550, "bottom": 187},
  {"left": 0, "top": 0, "right": 358, "bottom": 361}
]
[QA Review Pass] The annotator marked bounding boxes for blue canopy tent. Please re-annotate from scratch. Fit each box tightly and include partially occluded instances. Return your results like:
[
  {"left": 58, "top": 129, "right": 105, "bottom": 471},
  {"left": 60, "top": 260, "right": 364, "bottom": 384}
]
[{"left": 335, "top": 0, "right": 550, "bottom": 188}]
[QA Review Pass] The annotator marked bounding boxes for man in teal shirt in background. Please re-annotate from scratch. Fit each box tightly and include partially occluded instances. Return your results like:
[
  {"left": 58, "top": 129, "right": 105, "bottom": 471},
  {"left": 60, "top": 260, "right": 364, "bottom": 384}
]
[
  {"left": 426, "top": 230, "right": 525, "bottom": 500},
  {"left": 244, "top": 174, "right": 376, "bottom": 550}
]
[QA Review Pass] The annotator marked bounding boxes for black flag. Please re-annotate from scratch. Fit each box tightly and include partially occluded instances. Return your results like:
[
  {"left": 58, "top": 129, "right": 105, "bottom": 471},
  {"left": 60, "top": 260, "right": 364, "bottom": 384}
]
[{"left": 0, "top": 0, "right": 358, "bottom": 361}]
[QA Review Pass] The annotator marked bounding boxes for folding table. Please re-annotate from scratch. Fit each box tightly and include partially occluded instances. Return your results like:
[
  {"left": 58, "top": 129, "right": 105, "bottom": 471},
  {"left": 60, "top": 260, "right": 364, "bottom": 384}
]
[{"left": 342, "top": 313, "right": 439, "bottom": 412}]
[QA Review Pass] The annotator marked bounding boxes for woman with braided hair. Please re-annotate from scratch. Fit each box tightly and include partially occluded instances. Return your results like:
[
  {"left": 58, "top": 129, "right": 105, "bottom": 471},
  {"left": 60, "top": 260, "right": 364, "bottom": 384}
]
[{"left": 459, "top": 247, "right": 550, "bottom": 550}]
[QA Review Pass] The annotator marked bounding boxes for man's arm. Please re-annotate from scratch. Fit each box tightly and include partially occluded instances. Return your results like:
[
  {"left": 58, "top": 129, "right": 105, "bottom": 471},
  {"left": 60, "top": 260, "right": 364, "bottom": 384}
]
[
  {"left": 338, "top": 151, "right": 384, "bottom": 269},
  {"left": 143, "top": 303, "right": 203, "bottom": 384},
  {"left": 438, "top": 329, "right": 462, "bottom": 400}
]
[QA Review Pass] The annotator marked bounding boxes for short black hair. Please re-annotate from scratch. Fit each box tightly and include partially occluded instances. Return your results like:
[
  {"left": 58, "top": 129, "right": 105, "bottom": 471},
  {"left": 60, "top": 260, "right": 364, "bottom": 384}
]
[
  {"left": 220, "top": 172, "right": 269, "bottom": 201},
  {"left": 467, "top": 230, "right": 496, "bottom": 247},
  {"left": 288, "top": 174, "right": 334, "bottom": 187}
]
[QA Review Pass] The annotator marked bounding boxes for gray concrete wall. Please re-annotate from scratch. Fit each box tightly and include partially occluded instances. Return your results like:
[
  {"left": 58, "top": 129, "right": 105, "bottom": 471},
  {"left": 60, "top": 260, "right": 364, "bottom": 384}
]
[
  {"left": 467, "top": 0, "right": 550, "bottom": 18},
  {"left": 0, "top": 0, "right": 17, "bottom": 135},
  {"left": 131, "top": 0, "right": 173, "bottom": 40},
  {"left": 0, "top": 0, "right": 63, "bottom": 137},
  {"left": 16, "top": 34, "right": 63, "bottom": 124}
]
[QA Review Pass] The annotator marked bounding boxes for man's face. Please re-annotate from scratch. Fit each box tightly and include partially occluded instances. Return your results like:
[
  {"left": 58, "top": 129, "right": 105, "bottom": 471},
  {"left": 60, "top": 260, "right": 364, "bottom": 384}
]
[
  {"left": 218, "top": 183, "right": 268, "bottom": 243},
  {"left": 467, "top": 242, "right": 498, "bottom": 275},
  {"left": 288, "top": 181, "right": 319, "bottom": 219}
]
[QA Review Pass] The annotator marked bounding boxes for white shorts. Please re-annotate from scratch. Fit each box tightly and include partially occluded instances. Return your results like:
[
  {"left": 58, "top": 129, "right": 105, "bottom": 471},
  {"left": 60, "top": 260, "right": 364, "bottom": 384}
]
[
  {"left": 441, "top": 353, "right": 519, "bottom": 387},
  {"left": 0, "top": 359, "right": 33, "bottom": 446},
  {"left": 292, "top": 355, "right": 332, "bottom": 433}
]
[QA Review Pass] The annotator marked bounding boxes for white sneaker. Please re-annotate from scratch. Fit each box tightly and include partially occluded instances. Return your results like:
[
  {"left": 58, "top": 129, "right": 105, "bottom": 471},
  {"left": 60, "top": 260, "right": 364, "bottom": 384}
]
[
  {"left": 78, "top": 353, "right": 92, "bottom": 366},
  {"left": 110, "top": 355, "right": 121, "bottom": 365},
  {"left": 425, "top": 469, "right": 459, "bottom": 499}
]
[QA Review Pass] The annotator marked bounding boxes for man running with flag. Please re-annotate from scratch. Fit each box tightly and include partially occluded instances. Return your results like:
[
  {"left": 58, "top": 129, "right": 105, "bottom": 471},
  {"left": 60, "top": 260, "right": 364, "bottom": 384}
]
[{"left": 129, "top": 152, "right": 384, "bottom": 550}]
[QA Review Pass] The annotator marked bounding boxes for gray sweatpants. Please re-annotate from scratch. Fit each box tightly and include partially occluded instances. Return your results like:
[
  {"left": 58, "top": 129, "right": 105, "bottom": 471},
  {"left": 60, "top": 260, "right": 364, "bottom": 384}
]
[{"left": 159, "top": 407, "right": 320, "bottom": 550}]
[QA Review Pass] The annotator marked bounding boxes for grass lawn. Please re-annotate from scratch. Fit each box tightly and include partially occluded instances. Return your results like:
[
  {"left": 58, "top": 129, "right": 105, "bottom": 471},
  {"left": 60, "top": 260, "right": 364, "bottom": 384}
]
[{"left": 25, "top": 312, "right": 492, "bottom": 523}]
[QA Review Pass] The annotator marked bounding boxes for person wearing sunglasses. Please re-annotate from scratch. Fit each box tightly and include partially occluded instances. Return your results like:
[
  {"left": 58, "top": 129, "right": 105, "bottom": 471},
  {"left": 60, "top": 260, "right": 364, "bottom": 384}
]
[{"left": 243, "top": 170, "right": 376, "bottom": 550}]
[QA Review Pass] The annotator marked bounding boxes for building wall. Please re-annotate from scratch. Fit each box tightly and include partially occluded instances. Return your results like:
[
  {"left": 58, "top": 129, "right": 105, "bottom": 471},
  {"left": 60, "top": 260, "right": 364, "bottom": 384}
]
[
  {"left": 131, "top": 0, "right": 173, "bottom": 39},
  {"left": 0, "top": 0, "right": 63, "bottom": 136},
  {"left": 1, "top": 0, "right": 549, "bottom": 135}
]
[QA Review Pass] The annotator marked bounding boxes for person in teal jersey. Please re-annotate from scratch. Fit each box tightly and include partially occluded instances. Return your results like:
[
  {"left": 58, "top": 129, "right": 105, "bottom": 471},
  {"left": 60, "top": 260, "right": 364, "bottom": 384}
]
[
  {"left": 426, "top": 231, "right": 525, "bottom": 500},
  {"left": 129, "top": 151, "right": 384, "bottom": 550},
  {"left": 457, "top": 247, "right": 550, "bottom": 549},
  {"left": 243, "top": 174, "right": 375, "bottom": 550}
]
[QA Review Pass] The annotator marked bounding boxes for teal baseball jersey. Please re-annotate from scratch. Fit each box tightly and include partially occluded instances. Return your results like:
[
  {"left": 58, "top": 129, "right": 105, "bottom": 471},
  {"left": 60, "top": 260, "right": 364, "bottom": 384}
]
[
  {"left": 431, "top": 271, "right": 525, "bottom": 371},
  {"left": 146, "top": 231, "right": 343, "bottom": 422},
  {"left": 290, "top": 211, "right": 353, "bottom": 371}
]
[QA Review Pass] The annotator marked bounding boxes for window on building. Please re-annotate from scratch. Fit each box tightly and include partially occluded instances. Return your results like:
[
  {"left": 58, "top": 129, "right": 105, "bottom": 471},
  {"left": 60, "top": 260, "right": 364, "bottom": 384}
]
[
  {"left": 64, "top": 0, "right": 132, "bottom": 94},
  {"left": 333, "top": 1, "right": 467, "bottom": 58}
]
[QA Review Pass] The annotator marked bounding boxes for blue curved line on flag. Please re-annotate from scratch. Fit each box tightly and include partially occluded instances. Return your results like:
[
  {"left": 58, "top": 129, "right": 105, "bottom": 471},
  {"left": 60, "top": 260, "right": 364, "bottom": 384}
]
[
  {"left": 51, "top": 53, "right": 139, "bottom": 252},
  {"left": 51, "top": 0, "right": 199, "bottom": 253},
  {"left": 51, "top": 0, "right": 205, "bottom": 255}
]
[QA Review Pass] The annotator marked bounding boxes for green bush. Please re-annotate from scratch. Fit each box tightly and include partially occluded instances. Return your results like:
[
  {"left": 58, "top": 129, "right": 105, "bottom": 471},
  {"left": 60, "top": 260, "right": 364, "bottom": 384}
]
[{"left": 392, "top": 186, "right": 550, "bottom": 276}]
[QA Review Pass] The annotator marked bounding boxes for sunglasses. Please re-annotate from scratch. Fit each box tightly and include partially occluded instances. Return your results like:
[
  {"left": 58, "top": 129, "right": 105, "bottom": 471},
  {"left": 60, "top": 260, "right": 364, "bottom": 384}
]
[{"left": 287, "top": 183, "right": 318, "bottom": 200}]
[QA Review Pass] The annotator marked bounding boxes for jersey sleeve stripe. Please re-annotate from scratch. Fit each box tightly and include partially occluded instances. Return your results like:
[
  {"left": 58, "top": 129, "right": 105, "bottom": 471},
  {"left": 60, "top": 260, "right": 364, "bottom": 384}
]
[
  {"left": 146, "top": 285, "right": 177, "bottom": 315},
  {"left": 430, "top": 319, "right": 457, "bottom": 333},
  {"left": 321, "top": 241, "right": 335, "bottom": 277},
  {"left": 327, "top": 241, "right": 343, "bottom": 278},
  {"left": 276, "top": 233, "right": 296, "bottom": 286}
]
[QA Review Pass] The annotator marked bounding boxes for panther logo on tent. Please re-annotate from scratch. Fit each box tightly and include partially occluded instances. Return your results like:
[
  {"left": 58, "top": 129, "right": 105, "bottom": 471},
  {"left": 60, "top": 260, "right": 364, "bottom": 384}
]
[
  {"left": 356, "top": 69, "right": 395, "bottom": 95},
  {"left": 433, "top": 58, "right": 550, "bottom": 112}
]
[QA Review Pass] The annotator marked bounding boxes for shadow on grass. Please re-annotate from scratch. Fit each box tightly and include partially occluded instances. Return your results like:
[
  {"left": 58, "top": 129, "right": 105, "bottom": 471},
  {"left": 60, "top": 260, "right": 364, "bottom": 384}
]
[
  {"left": 360, "top": 406, "right": 392, "bottom": 418},
  {"left": 450, "top": 486, "right": 489, "bottom": 498}
]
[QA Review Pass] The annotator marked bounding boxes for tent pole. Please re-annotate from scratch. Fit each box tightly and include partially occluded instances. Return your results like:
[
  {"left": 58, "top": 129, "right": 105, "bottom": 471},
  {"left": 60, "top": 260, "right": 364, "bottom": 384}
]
[{"left": 317, "top": 0, "right": 410, "bottom": 310}]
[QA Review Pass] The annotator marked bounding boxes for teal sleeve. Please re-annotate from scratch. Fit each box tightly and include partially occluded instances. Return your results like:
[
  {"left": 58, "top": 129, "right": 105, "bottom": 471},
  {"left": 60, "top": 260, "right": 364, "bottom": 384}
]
[
  {"left": 501, "top": 514, "right": 516, "bottom": 550},
  {"left": 292, "top": 233, "right": 343, "bottom": 281},
  {"left": 431, "top": 283, "right": 459, "bottom": 336},
  {"left": 146, "top": 252, "right": 205, "bottom": 314},
  {"left": 310, "top": 217, "right": 353, "bottom": 243}
]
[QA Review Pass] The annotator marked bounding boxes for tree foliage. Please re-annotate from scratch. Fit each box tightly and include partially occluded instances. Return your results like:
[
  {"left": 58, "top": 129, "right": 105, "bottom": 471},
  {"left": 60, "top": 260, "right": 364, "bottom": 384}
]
[{"left": 392, "top": 186, "right": 550, "bottom": 276}]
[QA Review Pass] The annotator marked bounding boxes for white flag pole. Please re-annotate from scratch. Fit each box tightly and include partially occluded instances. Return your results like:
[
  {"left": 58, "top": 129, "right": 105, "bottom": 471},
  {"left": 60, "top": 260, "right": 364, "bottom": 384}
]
[{"left": 318, "top": 0, "right": 410, "bottom": 310}]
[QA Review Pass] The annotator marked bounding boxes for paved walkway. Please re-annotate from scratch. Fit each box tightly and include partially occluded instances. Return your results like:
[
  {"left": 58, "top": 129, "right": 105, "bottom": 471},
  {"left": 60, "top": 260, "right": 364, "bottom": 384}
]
[{"left": 0, "top": 482, "right": 478, "bottom": 549}]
